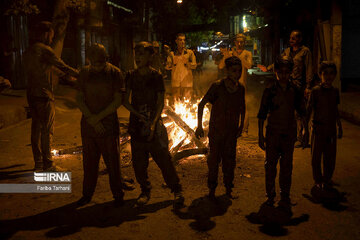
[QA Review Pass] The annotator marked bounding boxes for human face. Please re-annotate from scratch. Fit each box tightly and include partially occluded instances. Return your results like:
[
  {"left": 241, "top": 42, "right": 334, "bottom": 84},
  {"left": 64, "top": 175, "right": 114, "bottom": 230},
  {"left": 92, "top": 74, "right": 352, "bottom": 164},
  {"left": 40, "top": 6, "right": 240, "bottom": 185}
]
[
  {"left": 135, "top": 47, "right": 151, "bottom": 68},
  {"left": 321, "top": 67, "right": 336, "bottom": 88},
  {"left": 289, "top": 31, "right": 301, "bottom": 48},
  {"left": 234, "top": 37, "right": 245, "bottom": 50},
  {"left": 90, "top": 58, "right": 106, "bottom": 72},
  {"left": 275, "top": 66, "right": 291, "bottom": 84},
  {"left": 176, "top": 36, "right": 186, "bottom": 49},
  {"left": 227, "top": 64, "right": 242, "bottom": 82}
]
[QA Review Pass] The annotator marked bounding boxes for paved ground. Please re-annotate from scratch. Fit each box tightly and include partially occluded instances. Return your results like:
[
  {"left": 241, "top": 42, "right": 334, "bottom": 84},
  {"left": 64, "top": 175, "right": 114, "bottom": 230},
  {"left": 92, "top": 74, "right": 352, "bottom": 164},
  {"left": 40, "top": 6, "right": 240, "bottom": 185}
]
[{"left": 0, "top": 62, "right": 359, "bottom": 240}]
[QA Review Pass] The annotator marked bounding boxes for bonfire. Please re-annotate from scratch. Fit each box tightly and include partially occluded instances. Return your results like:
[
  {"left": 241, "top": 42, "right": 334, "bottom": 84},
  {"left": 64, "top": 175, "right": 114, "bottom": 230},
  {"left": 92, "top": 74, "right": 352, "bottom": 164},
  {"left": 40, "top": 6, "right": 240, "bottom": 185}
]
[{"left": 52, "top": 97, "right": 211, "bottom": 164}]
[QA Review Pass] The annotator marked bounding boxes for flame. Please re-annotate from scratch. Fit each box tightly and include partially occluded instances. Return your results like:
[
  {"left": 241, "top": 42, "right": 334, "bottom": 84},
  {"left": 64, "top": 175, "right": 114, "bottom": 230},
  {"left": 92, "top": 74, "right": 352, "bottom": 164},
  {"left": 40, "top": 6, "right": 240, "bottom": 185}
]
[
  {"left": 51, "top": 149, "right": 59, "bottom": 156},
  {"left": 163, "top": 97, "right": 210, "bottom": 150}
]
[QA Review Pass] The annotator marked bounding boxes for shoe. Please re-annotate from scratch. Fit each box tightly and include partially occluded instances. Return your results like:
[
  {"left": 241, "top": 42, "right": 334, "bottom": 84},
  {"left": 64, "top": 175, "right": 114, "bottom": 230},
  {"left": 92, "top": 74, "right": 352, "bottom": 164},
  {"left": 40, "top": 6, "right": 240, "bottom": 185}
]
[
  {"left": 278, "top": 197, "right": 291, "bottom": 209},
  {"left": 136, "top": 191, "right": 150, "bottom": 205},
  {"left": 77, "top": 196, "right": 91, "bottom": 207},
  {"left": 43, "top": 165, "right": 66, "bottom": 172},
  {"left": 113, "top": 197, "right": 124, "bottom": 208},
  {"left": 264, "top": 197, "right": 275, "bottom": 206},
  {"left": 34, "top": 163, "right": 43, "bottom": 172},
  {"left": 173, "top": 191, "right": 185, "bottom": 208}
]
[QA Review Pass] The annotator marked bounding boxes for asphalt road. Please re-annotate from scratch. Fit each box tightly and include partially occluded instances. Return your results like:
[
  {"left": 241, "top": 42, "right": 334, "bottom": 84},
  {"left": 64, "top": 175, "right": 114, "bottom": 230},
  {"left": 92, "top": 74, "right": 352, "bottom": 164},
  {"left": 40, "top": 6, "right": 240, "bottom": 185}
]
[{"left": 0, "top": 62, "right": 359, "bottom": 240}]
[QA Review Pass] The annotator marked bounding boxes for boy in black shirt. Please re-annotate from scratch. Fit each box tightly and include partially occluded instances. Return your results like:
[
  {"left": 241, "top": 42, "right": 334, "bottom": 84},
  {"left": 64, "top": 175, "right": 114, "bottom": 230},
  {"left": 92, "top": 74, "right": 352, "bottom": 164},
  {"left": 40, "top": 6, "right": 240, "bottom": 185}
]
[
  {"left": 257, "top": 57, "right": 304, "bottom": 208},
  {"left": 124, "top": 42, "right": 184, "bottom": 207},
  {"left": 307, "top": 61, "right": 342, "bottom": 191},
  {"left": 196, "top": 56, "right": 245, "bottom": 199}
]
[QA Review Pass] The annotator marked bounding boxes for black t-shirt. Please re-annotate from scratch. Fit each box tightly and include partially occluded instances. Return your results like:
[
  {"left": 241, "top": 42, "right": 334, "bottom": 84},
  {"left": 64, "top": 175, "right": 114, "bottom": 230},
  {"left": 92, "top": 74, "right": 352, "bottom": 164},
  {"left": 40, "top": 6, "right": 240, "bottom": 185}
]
[
  {"left": 126, "top": 68, "right": 165, "bottom": 139},
  {"left": 203, "top": 79, "right": 245, "bottom": 138},
  {"left": 257, "top": 80, "right": 304, "bottom": 133},
  {"left": 308, "top": 84, "right": 340, "bottom": 135},
  {"left": 78, "top": 63, "right": 125, "bottom": 137}
]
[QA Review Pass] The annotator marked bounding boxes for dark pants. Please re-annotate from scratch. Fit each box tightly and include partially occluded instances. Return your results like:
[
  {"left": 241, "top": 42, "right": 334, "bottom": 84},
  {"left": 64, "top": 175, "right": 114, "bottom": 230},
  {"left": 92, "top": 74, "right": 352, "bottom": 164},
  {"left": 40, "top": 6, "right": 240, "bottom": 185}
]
[
  {"left": 131, "top": 124, "right": 181, "bottom": 193},
  {"left": 207, "top": 134, "right": 237, "bottom": 190},
  {"left": 265, "top": 129, "right": 296, "bottom": 199},
  {"left": 311, "top": 130, "right": 337, "bottom": 184},
  {"left": 82, "top": 136, "right": 124, "bottom": 199},
  {"left": 28, "top": 96, "right": 55, "bottom": 169}
]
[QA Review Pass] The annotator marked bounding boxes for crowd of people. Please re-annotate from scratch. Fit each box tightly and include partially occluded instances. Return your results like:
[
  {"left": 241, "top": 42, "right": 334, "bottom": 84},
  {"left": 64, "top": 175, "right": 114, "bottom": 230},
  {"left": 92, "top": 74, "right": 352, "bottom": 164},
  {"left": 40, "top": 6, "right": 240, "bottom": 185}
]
[{"left": 23, "top": 21, "right": 342, "bottom": 214}]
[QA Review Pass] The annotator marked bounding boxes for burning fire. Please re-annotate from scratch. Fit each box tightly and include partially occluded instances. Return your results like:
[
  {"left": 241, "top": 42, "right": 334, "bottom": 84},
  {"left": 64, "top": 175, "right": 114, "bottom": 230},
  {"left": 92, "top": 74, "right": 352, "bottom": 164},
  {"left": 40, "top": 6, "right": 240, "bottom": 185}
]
[
  {"left": 163, "top": 97, "right": 210, "bottom": 151},
  {"left": 51, "top": 149, "right": 59, "bottom": 156}
]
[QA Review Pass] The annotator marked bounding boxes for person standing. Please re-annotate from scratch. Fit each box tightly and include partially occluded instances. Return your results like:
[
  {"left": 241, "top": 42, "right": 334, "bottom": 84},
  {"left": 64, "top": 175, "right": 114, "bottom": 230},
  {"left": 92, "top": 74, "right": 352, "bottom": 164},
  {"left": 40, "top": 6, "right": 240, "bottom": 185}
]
[
  {"left": 166, "top": 33, "right": 197, "bottom": 99},
  {"left": 24, "top": 21, "right": 79, "bottom": 171},
  {"left": 307, "top": 61, "right": 342, "bottom": 191},
  {"left": 257, "top": 57, "right": 305, "bottom": 211},
  {"left": 124, "top": 42, "right": 184, "bottom": 208},
  {"left": 196, "top": 56, "right": 245, "bottom": 200},
  {"left": 218, "top": 34, "right": 253, "bottom": 136},
  {"left": 76, "top": 43, "right": 125, "bottom": 207},
  {"left": 260, "top": 30, "right": 313, "bottom": 146}
]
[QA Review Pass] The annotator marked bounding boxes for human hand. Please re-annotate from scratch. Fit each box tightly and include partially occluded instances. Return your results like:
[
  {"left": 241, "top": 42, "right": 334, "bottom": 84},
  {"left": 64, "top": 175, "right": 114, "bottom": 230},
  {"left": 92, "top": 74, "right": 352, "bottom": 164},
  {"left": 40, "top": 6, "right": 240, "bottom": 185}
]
[
  {"left": 94, "top": 122, "right": 106, "bottom": 135},
  {"left": 195, "top": 126, "right": 204, "bottom": 139},
  {"left": 147, "top": 124, "right": 156, "bottom": 141},
  {"left": 87, "top": 115, "right": 101, "bottom": 127},
  {"left": 258, "top": 135, "right": 266, "bottom": 150}
]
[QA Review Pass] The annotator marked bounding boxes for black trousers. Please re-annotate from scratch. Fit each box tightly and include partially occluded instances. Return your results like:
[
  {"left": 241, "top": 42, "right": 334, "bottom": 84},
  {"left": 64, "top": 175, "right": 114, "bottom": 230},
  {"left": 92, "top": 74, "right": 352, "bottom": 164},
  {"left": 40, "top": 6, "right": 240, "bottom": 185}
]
[
  {"left": 81, "top": 135, "right": 124, "bottom": 199},
  {"left": 265, "top": 129, "right": 296, "bottom": 199},
  {"left": 207, "top": 133, "right": 237, "bottom": 190},
  {"left": 131, "top": 123, "right": 181, "bottom": 193},
  {"left": 28, "top": 96, "right": 55, "bottom": 169},
  {"left": 311, "top": 129, "right": 337, "bottom": 184}
]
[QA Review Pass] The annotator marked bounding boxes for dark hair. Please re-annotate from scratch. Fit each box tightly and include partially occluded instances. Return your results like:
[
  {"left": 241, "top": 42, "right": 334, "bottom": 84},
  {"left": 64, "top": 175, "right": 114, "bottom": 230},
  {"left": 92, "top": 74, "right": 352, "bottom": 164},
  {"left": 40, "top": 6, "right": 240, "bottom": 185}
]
[
  {"left": 274, "top": 56, "right": 294, "bottom": 71},
  {"left": 134, "top": 41, "right": 154, "bottom": 54},
  {"left": 319, "top": 61, "right": 337, "bottom": 75},
  {"left": 225, "top": 56, "right": 242, "bottom": 69},
  {"left": 176, "top": 33, "right": 186, "bottom": 39},
  {"left": 291, "top": 30, "right": 303, "bottom": 40},
  {"left": 88, "top": 43, "right": 108, "bottom": 62},
  {"left": 35, "top": 21, "right": 53, "bottom": 33}
]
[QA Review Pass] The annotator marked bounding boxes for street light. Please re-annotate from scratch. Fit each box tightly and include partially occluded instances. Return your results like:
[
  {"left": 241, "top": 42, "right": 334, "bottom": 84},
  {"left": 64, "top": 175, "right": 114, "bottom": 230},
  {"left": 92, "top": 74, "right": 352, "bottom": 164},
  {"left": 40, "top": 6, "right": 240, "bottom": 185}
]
[{"left": 177, "top": 0, "right": 183, "bottom": 4}]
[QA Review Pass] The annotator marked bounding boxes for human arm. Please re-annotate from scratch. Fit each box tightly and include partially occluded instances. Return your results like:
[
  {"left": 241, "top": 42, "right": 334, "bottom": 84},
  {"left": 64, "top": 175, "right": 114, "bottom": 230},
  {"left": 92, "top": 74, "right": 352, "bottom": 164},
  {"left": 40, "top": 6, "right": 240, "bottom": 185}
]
[
  {"left": 304, "top": 49, "right": 313, "bottom": 90},
  {"left": 165, "top": 54, "right": 173, "bottom": 70},
  {"left": 336, "top": 89, "right": 342, "bottom": 139},
  {"left": 257, "top": 88, "right": 271, "bottom": 150},
  {"left": 237, "top": 86, "right": 246, "bottom": 138},
  {"left": 195, "top": 83, "right": 217, "bottom": 138},
  {"left": 240, "top": 51, "right": 253, "bottom": 70},
  {"left": 147, "top": 91, "right": 165, "bottom": 141},
  {"left": 186, "top": 50, "right": 197, "bottom": 70},
  {"left": 43, "top": 45, "right": 79, "bottom": 77},
  {"left": 123, "top": 88, "right": 148, "bottom": 123},
  {"left": 86, "top": 69, "right": 125, "bottom": 125},
  {"left": 76, "top": 90, "right": 105, "bottom": 134}
]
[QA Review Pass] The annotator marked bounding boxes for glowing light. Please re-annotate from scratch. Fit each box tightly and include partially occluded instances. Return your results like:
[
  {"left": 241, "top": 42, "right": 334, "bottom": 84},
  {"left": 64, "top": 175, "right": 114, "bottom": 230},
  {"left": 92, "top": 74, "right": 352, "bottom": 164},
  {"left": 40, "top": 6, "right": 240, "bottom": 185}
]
[
  {"left": 163, "top": 98, "right": 210, "bottom": 151},
  {"left": 177, "top": 0, "right": 183, "bottom": 3},
  {"left": 51, "top": 149, "right": 59, "bottom": 156}
]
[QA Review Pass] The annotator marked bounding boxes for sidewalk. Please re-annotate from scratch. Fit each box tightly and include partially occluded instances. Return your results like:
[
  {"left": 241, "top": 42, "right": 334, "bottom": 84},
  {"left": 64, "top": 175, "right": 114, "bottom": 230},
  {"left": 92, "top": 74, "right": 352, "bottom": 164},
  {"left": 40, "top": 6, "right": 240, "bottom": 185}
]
[{"left": 0, "top": 89, "right": 28, "bottom": 130}]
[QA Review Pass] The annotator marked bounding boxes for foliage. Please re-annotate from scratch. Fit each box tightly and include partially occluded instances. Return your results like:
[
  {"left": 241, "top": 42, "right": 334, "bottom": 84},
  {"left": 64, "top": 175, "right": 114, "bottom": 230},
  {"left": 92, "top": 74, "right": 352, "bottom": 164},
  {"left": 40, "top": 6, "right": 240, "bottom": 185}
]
[{"left": 4, "top": 0, "right": 40, "bottom": 16}]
